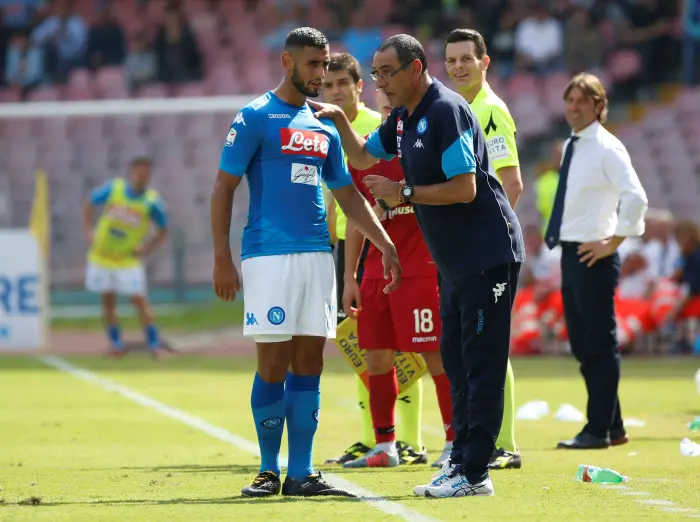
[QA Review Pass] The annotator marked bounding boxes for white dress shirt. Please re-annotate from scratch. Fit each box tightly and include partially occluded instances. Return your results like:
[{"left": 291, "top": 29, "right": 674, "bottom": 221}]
[{"left": 559, "top": 121, "right": 648, "bottom": 243}]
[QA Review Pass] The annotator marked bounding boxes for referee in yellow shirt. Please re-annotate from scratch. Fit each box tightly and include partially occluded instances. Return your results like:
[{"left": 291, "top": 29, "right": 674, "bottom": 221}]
[{"left": 444, "top": 28, "right": 524, "bottom": 470}]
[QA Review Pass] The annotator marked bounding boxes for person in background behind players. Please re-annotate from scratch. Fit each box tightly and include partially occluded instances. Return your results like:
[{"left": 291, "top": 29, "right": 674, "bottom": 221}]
[
  {"left": 444, "top": 28, "right": 523, "bottom": 470},
  {"left": 83, "top": 157, "right": 169, "bottom": 360},
  {"left": 329, "top": 89, "right": 455, "bottom": 469},
  {"left": 321, "top": 53, "right": 430, "bottom": 468}
]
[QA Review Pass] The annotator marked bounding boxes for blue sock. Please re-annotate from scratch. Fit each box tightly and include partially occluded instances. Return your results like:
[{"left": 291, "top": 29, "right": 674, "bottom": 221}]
[
  {"left": 107, "top": 324, "right": 123, "bottom": 350},
  {"left": 251, "top": 373, "right": 286, "bottom": 476},
  {"left": 285, "top": 372, "right": 321, "bottom": 480},
  {"left": 144, "top": 324, "right": 160, "bottom": 350}
]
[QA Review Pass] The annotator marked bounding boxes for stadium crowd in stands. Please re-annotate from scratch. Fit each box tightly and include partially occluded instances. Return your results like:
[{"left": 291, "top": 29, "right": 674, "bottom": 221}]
[{"left": 1, "top": 0, "right": 698, "bottom": 355}]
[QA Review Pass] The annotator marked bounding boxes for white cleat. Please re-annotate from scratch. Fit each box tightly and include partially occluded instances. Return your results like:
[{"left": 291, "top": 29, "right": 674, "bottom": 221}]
[
  {"left": 423, "top": 475, "right": 494, "bottom": 498},
  {"left": 413, "top": 458, "right": 456, "bottom": 496},
  {"left": 431, "top": 441, "right": 453, "bottom": 468}
]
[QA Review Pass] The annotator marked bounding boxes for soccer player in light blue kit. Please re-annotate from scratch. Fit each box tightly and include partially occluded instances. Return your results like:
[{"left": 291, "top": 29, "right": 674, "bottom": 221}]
[{"left": 210, "top": 27, "right": 402, "bottom": 498}]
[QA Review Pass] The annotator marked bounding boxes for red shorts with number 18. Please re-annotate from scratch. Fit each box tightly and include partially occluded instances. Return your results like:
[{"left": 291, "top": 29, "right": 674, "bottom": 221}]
[{"left": 357, "top": 277, "right": 441, "bottom": 353}]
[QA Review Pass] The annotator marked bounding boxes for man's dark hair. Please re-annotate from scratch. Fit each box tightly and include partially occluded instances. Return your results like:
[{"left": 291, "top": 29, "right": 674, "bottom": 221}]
[
  {"left": 328, "top": 52, "right": 361, "bottom": 83},
  {"left": 284, "top": 27, "right": 328, "bottom": 51},
  {"left": 130, "top": 156, "right": 152, "bottom": 168},
  {"left": 444, "top": 28, "right": 487, "bottom": 59},
  {"left": 377, "top": 34, "right": 428, "bottom": 74}
]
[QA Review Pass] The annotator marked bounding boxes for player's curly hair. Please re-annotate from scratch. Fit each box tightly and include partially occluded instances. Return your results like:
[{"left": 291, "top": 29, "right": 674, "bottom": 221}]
[
  {"left": 563, "top": 73, "right": 609, "bottom": 124},
  {"left": 284, "top": 27, "right": 328, "bottom": 51}
]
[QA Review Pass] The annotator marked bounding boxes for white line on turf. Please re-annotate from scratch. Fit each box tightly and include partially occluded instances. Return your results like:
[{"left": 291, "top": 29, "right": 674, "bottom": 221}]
[
  {"left": 38, "top": 355, "right": 440, "bottom": 522},
  {"left": 601, "top": 484, "right": 700, "bottom": 518}
]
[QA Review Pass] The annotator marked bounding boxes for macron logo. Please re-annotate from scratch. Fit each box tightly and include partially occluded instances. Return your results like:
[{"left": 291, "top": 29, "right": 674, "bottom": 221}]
[
  {"left": 493, "top": 282, "right": 507, "bottom": 303},
  {"left": 280, "top": 128, "right": 329, "bottom": 158}
]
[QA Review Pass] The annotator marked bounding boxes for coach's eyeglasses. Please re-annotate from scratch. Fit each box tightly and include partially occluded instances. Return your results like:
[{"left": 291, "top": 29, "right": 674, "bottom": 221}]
[{"left": 370, "top": 61, "right": 412, "bottom": 82}]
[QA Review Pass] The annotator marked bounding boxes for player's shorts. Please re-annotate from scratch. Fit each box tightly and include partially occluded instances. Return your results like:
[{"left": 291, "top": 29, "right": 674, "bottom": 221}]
[
  {"left": 85, "top": 261, "right": 146, "bottom": 296},
  {"left": 241, "top": 252, "right": 337, "bottom": 342},
  {"left": 358, "top": 276, "right": 441, "bottom": 353}
]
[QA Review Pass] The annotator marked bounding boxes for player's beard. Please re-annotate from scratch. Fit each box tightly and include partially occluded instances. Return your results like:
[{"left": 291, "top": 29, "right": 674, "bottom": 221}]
[{"left": 291, "top": 66, "right": 322, "bottom": 98}]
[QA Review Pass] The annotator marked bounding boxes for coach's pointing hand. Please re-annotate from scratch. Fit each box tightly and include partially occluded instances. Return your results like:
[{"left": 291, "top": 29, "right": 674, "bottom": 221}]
[
  {"left": 213, "top": 257, "right": 241, "bottom": 302},
  {"left": 307, "top": 100, "right": 344, "bottom": 121}
]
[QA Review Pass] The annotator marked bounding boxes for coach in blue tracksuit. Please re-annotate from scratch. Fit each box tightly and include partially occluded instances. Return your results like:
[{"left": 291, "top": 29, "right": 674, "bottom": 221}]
[{"left": 310, "top": 34, "right": 524, "bottom": 498}]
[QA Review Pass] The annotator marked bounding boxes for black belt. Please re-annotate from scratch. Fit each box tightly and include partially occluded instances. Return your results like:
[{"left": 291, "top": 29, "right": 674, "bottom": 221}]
[{"left": 559, "top": 241, "right": 582, "bottom": 248}]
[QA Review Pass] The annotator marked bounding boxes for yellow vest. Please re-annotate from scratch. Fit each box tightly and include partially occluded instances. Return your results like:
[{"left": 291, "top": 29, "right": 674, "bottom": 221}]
[
  {"left": 89, "top": 178, "right": 159, "bottom": 269},
  {"left": 334, "top": 104, "right": 382, "bottom": 240},
  {"left": 535, "top": 170, "right": 559, "bottom": 234}
]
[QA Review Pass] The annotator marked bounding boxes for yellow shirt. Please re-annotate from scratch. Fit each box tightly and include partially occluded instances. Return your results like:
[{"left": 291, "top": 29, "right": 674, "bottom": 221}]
[
  {"left": 333, "top": 103, "right": 382, "bottom": 240},
  {"left": 535, "top": 170, "right": 559, "bottom": 234},
  {"left": 469, "top": 84, "right": 520, "bottom": 175},
  {"left": 88, "top": 178, "right": 164, "bottom": 269}
]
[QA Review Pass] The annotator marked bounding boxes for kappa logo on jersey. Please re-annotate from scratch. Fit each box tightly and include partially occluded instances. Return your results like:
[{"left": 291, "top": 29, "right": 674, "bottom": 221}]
[
  {"left": 414, "top": 139, "right": 424, "bottom": 148},
  {"left": 493, "top": 282, "right": 507, "bottom": 303},
  {"left": 291, "top": 163, "right": 319, "bottom": 186},
  {"left": 397, "top": 119, "right": 404, "bottom": 134},
  {"left": 261, "top": 417, "right": 282, "bottom": 429},
  {"left": 233, "top": 112, "right": 246, "bottom": 126},
  {"left": 280, "top": 128, "right": 329, "bottom": 158}
]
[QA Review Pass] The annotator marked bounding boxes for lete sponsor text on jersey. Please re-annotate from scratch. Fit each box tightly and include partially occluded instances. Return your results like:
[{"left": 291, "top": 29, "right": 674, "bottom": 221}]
[
  {"left": 280, "top": 128, "right": 329, "bottom": 158},
  {"left": 105, "top": 204, "right": 144, "bottom": 226}
]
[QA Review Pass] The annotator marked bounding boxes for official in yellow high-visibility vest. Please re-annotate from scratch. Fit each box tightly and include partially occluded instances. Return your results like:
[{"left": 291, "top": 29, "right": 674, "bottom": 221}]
[
  {"left": 83, "top": 157, "right": 168, "bottom": 359},
  {"left": 444, "top": 28, "right": 523, "bottom": 471}
]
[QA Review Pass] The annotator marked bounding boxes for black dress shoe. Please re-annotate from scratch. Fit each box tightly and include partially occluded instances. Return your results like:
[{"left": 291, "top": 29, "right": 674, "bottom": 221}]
[
  {"left": 610, "top": 429, "right": 629, "bottom": 446},
  {"left": 557, "top": 432, "right": 611, "bottom": 450}
]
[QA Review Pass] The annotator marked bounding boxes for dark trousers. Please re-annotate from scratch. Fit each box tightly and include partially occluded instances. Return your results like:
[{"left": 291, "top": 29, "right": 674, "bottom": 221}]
[
  {"left": 440, "top": 262, "right": 520, "bottom": 483},
  {"left": 560, "top": 242, "right": 624, "bottom": 439},
  {"left": 335, "top": 239, "right": 346, "bottom": 322}
]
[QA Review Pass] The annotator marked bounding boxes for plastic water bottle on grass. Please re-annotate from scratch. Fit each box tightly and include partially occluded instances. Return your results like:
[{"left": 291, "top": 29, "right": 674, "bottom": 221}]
[
  {"left": 689, "top": 417, "right": 700, "bottom": 432},
  {"left": 577, "top": 465, "right": 627, "bottom": 484}
]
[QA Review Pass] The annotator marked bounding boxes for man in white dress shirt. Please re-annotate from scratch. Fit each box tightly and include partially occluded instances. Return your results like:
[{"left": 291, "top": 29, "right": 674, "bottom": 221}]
[{"left": 545, "top": 73, "right": 648, "bottom": 450}]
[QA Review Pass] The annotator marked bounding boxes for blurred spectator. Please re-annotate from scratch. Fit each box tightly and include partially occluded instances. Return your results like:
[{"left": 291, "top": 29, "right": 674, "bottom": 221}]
[
  {"left": 154, "top": 7, "right": 202, "bottom": 84},
  {"left": 86, "top": 7, "right": 125, "bottom": 71},
  {"left": 260, "top": 2, "right": 304, "bottom": 51},
  {"left": 682, "top": 0, "right": 700, "bottom": 85},
  {"left": 0, "top": 10, "right": 8, "bottom": 86},
  {"left": 521, "top": 223, "right": 561, "bottom": 297},
  {"left": 668, "top": 220, "right": 700, "bottom": 352},
  {"left": 31, "top": 0, "right": 87, "bottom": 84},
  {"left": 124, "top": 31, "right": 156, "bottom": 93},
  {"left": 564, "top": 6, "right": 605, "bottom": 73},
  {"left": 514, "top": 0, "right": 564, "bottom": 75},
  {"left": 534, "top": 140, "right": 563, "bottom": 234},
  {"left": 327, "top": 0, "right": 363, "bottom": 31},
  {"left": 0, "top": 0, "right": 45, "bottom": 30},
  {"left": 614, "top": 0, "right": 680, "bottom": 91},
  {"left": 486, "top": 0, "right": 525, "bottom": 78},
  {"left": 5, "top": 28, "right": 44, "bottom": 99},
  {"left": 643, "top": 208, "right": 680, "bottom": 279},
  {"left": 341, "top": 9, "right": 383, "bottom": 67}
]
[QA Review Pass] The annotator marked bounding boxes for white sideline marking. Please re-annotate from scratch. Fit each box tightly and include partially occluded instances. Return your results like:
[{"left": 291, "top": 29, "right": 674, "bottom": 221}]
[
  {"left": 622, "top": 491, "right": 651, "bottom": 496},
  {"left": 39, "top": 355, "right": 440, "bottom": 522},
  {"left": 637, "top": 499, "right": 676, "bottom": 506},
  {"left": 602, "top": 483, "right": 700, "bottom": 518}
]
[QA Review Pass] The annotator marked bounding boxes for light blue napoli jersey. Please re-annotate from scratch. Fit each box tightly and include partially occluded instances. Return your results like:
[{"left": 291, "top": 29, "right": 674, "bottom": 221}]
[{"left": 220, "top": 91, "right": 353, "bottom": 260}]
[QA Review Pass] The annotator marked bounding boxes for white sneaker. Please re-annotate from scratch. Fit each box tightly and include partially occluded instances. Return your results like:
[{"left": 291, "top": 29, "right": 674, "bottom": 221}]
[
  {"left": 423, "top": 475, "right": 494, "bottom": 498},
  {"left": 431, "top": 441, "right": 453, "bottom": 468},
  {"left": 413, "top": 458, "right": 456, "bottom": 496}
]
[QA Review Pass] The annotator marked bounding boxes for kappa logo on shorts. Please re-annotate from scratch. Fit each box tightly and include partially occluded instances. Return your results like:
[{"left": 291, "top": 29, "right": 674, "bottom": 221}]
[
  {"left": 267, "top": 306, "right": 286, "bottom": 325},
  {"left": 261, "top": 417, "right": 282, "bottom": 429},
  {"left": 246, "top": 313, "right": 258, "bottom": 326},
  {"left": 492, "top": 282, "right": 507, "bottom": 303}
]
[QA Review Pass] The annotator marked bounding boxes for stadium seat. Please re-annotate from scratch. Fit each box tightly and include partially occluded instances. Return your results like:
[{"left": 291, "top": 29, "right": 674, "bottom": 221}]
[
  {"left": 606, "top": 49, "right": 642, "bottom": 83},
  {"left": 26, "top": 86, "right": 60, "bottom": 102}
]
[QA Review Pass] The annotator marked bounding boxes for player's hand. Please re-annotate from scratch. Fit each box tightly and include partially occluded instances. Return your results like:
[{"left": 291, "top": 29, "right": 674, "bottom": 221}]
[
  {"left": 363, "top": 175, "right": 402, "bottom": 208},
  {"left": 381, "top": 245, "right": 402, "bottom": 294},
  {"left": 85, "top": 229, "right": 94, "bottom": 246},
  {"left": 577, "top": 239, "right": 617, "bottom": 267},
  {"left": 306, "top": 100, "right": 344, "bottom": 121},
  {"left": 213, "top": 256, "right": 241, "bottom": 302},
  {"left": 342, "top": 277, "right": 362, "bottom": 318}
]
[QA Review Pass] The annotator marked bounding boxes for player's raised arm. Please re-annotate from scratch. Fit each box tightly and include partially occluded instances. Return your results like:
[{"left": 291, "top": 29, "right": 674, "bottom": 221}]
[
  {"left": 308, "top": 100, "right": 397, "bottom": 171},
  {"left": 210, "top": 107, "right": 258, "bottom": 301}
]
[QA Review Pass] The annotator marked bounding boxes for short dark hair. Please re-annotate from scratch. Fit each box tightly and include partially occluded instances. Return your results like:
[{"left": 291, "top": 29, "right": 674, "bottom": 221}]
[
  {"left": 284, "top": 27, "right": 328, "bottom": 51},
  {"left": 328, "top": 52, "right": 361, "bottom": 83},
  {"left": 377, "top": 34, "right": 427, "bottom": 74},
  {"left": 444, "top": 28, "right": 487, "bottom": 59},
  {"left": 130, "top": 156, "right": 152, "bottom": 168}
]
